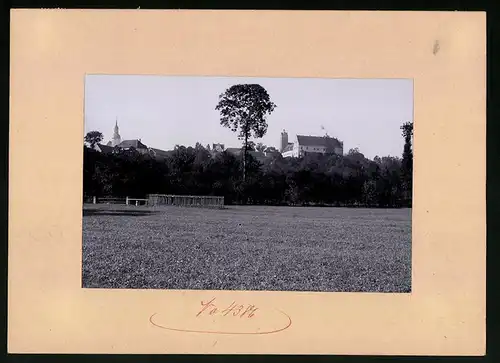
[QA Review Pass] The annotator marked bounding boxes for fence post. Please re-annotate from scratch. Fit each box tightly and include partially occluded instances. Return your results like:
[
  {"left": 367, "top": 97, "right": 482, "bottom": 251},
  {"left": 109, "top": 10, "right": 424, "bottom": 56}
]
[
  {"left": 126, "top": 197, "right": 129, "bottom": 205},
  {"left": 93, "top": 196, "right": 97, "bottom": 204}
]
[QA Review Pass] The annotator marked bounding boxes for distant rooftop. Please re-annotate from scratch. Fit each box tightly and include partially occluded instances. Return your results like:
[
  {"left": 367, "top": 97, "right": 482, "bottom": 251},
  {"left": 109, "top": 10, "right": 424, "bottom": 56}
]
[
  {"left": 96, "top": 143, "right": 114, "bottom": 154},
  {"left": 225, "top": 147, "right": 241, "bottom": 154},
  {"left": 225, "top": 147, "right": 268, "bottom": 161},
  {"left": 212, "top": 143, "right": 225, "bottom": 152},
  {"left": 297, "top": 135, "right": 342, "bottom": 147},
  {"left": 282, "top": 143, "right": 294, "bottom": 153},
  {"left": 149, "top": 147, "right": 173, "bottom": 159},
  {"left": 118, "top": 139, "right": 149, "bottom": 149}
]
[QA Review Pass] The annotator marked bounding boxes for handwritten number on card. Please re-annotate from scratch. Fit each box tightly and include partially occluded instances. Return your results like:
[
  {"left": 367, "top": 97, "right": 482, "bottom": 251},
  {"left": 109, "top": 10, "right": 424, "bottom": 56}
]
[
  {"left": 196, "top": 298, "right": 258, "bottom": 318},
  {"left": 150, "top": 297, "right": 291, "bottom": 334}
]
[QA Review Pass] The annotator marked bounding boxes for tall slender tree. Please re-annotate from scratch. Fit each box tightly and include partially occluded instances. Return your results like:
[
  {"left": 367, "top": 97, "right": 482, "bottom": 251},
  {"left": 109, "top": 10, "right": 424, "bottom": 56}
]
[
  {"left": 215, "top": 84, "right": 276, "bottom": 181},
  {"left": 400, "top": 121, "right": 414, "bottom": 205}
]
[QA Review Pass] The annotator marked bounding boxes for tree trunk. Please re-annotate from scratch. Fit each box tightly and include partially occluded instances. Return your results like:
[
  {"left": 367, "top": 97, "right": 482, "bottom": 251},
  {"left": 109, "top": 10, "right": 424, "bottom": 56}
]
[{"left": 243, "top": 132, "right": 248, "bottom": 182}]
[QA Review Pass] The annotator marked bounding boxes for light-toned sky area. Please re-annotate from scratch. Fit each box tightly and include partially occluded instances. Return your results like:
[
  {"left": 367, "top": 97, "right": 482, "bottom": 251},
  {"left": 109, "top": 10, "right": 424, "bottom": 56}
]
[{"left": 84, "top": 75, "right": 413, "bottom": 159}]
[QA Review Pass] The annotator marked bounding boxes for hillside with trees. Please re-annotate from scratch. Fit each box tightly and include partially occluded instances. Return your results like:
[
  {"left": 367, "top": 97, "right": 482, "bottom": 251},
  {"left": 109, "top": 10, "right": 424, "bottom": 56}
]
[
  {"left": 83, "top": 130, "right": 413, "bottom": 208},
  {"left": 84, "top": 83, "right": 413, "bottom": 208}
]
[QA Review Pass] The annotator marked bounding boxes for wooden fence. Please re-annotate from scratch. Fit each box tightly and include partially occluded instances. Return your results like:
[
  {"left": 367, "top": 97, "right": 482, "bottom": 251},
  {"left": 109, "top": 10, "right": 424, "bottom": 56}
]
[
  {"left": 86, "top": 196, "right": 127, "bottom": 205},
  {"left": 84, "top": 195, "right": 224, "bottom": 209},
  {"left": 147, "top": 194, "right": 224, "bottom": 209}
]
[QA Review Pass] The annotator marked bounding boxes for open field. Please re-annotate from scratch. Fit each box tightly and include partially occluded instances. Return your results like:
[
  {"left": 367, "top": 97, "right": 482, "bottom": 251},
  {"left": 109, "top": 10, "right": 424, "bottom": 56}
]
[{"left": 82, "top": 204, "right": 411, "bottom": 292}]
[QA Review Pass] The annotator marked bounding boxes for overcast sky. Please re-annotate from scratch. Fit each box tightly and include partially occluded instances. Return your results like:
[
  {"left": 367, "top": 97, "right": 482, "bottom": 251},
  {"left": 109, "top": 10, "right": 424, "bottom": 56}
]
[{"left": 84, "top": 75, "right": 413, "bottom": 159}]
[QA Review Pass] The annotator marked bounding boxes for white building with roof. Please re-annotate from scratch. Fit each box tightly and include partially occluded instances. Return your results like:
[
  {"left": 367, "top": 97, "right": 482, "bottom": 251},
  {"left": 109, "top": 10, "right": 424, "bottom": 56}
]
[{"left": 280, "top": 129, "right": 343, "bottom": 158}]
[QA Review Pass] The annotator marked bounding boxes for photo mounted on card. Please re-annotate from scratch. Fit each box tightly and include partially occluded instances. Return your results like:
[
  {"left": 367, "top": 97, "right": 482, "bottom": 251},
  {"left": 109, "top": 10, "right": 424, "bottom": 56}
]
[
  {"left": 9, "top": 9, "right": 485, "bottom": 355},
  {"left": 83, "top": 75, "right": 412, "bottom": 294}
]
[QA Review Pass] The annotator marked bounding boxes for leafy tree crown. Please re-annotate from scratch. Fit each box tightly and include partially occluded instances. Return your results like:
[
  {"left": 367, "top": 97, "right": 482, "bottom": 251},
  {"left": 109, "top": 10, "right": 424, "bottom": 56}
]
[{"left": 215, "top": 84, "right": 276, "bottom": 139}]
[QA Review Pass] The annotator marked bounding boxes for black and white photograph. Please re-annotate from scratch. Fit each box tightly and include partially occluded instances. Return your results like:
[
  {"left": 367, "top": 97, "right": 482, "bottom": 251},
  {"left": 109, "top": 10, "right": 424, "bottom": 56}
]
[{"left": 82, "top": 75, "right": 413, "bottom": 293}]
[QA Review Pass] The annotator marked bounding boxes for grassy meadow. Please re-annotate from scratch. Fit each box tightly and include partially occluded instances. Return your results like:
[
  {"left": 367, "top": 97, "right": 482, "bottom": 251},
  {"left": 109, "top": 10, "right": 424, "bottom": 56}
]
[{"left": 82, "top": 204, "right": 411, "bottom": 292}]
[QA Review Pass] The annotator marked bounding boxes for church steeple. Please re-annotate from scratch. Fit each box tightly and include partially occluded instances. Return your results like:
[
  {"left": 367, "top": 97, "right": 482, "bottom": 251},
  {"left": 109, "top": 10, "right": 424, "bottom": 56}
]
[{"left": 112, "top": 117, "right": 121, "bottom": 147}]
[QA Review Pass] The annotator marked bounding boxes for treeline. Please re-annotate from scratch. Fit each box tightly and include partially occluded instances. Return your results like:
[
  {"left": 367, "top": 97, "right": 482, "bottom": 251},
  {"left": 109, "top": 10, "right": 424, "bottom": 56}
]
[{"left": 83, "top": 144, "right": 412, "bottom": 208}]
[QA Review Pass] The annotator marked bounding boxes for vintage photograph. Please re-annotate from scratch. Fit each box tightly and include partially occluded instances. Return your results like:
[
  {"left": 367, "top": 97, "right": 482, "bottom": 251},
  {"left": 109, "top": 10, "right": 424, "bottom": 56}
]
[{"left": 82, "top": 75, "right": 413, "bottom": 292}]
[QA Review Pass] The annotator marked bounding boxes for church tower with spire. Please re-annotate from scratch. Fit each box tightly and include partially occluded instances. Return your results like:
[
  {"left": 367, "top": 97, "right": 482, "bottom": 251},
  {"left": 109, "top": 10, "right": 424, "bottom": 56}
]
[{"left": 112, "top": 118, "right": 121, "bottom": 147}]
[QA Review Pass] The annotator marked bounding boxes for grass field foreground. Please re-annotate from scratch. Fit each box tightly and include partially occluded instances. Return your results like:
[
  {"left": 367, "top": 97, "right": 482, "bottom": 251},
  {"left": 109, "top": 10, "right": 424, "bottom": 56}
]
[{"left": 82, "top": 204, "right": 411, "bottom": 292}]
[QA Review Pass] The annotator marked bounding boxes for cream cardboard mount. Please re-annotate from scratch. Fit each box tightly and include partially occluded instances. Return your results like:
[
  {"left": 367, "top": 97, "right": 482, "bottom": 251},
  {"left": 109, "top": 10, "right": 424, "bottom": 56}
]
[{"left": 8, "top": 10, "right": 486, "bottom": 355}]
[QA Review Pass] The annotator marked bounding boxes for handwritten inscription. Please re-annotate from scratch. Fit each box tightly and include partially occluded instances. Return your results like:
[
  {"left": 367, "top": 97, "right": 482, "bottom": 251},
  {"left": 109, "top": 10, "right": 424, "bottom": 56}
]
[
  {"left": 149, "top": 297, "right": 292, "bottom": 335},
  {"left": 196, "top": 298, "right": 259, "bottom": 319}
]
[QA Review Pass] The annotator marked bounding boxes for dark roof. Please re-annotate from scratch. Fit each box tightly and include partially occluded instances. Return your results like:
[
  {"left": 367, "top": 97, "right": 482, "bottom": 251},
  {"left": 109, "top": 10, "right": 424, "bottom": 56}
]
[
  {"left": 117, "top": 139, "right": 149, "bottom": 149},
  {"left": 226, "top": 148, "right": 241, "bottom": 154},
  {"left": 149, "top": 148, "right": 172, "bottom": 159},
  {"left": 297, "top": 135, "right": 342, "bottom": 148},
  {"left": 96, "top": 143, "right": 114, "bottom": 154},
  {"left": 282, "top": 143, "right": 294, "bottom": 152},
  {"left": 250, "top": 151, "right": 267, "bottom": 161},
  {"left": 224, "top": 148, "right": 268, "bottom": 161}
]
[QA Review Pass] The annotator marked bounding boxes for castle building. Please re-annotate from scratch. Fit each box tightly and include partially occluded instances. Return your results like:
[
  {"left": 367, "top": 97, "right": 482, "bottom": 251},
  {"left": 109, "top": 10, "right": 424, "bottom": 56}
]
[
  {"left": 210, "top": 129, "right": 343, "bottom": 162},
  {"left": 280, "top": 129, "right": 291, "bottom": 153},
  {"left": 280, "top": 129, "right": 343, "bottom": 158}
]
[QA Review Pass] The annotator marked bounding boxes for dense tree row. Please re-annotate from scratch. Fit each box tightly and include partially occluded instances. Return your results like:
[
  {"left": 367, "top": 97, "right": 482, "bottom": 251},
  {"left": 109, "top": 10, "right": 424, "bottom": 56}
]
[{"left": 83, "top": 142, "right": 412, "bottom": 208}]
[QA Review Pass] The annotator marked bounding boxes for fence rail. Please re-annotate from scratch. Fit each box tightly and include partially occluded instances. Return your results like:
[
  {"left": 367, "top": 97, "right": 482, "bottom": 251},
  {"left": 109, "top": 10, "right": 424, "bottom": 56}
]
[
  {"left": 148, "top": 194, "right": 224, "bottom": 209},
  {"left": 86, "top": 196, "right": 127, "bottom": 205},
  {"left": 126, "top": 197, "right": 148, "bottom": 206},
  {"left": 84, "top": 196, "right": 130, "bottom": 205}
]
